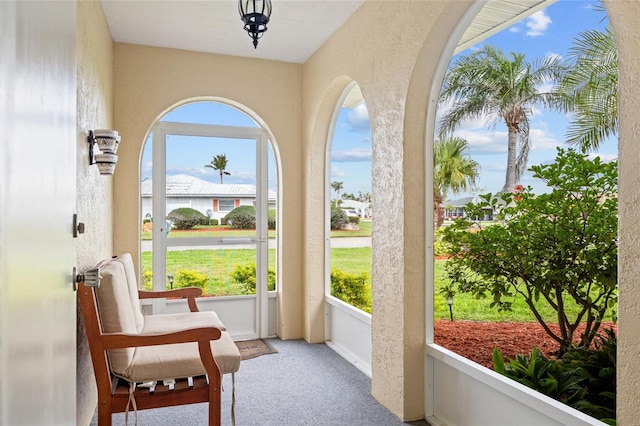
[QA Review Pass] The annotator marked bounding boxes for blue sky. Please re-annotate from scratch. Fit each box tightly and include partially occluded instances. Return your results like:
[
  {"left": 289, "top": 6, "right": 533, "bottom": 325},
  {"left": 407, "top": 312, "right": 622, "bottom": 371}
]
[
  {"left": 141, "top": 103, "right": 279, "bottom": 191},
  {"left": 443, "top": 0, "right": 617, "bottom": 198},
  {"left": 143, "top": 0, "right": 617, "bottom": 201},
  {"left": 330, "top": 0, "right": 617, "bottom": 199}
]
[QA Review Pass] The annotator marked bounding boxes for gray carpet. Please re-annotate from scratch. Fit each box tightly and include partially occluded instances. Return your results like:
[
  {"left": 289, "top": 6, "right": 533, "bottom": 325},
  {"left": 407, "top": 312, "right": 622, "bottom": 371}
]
[{"left": 91, "top": 338, "right": 429, "bottom": 425}]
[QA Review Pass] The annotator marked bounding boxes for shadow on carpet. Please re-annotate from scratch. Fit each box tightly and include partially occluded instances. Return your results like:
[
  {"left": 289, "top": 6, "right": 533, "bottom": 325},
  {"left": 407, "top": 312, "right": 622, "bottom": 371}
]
[{"left": 235, "top": 339, "right": 277, "bottom": 360}]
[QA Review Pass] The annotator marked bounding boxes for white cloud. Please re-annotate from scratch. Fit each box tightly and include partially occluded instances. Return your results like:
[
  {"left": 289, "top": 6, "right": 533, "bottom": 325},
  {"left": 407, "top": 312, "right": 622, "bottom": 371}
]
[
  {"left": 529, "top": 128, "right": 561, "bottom": 151},
  {"left": 587, "top": 153, "right": 618, "bottom": 162},
  {"left": 546, "top": 52, "right": 562, "bottom": 61},
  {"left": 331, "top": 164, "right": 346, "bottom": 178},
  {"left": 347, "top": 103, "right": 370, "bottom": 131},
  {"left": 509, "top": 26, "right": 521, "bottom": 33},
  {"left": 526, "top": 10, "right": 552, "bottom": 37},
  {"left": 331, "top": 147, "right": 372, "bottom": 162}
]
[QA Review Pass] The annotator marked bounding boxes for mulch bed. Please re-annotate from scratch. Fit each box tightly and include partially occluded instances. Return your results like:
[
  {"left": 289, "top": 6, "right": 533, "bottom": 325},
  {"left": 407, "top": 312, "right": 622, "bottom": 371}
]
[{"left": 434, "top": 320, "right": 618, "bottom": 369}]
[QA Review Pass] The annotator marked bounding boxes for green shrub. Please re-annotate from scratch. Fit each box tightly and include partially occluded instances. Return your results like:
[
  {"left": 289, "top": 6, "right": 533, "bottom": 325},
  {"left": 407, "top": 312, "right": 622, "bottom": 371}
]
[
  {"left": 433, "top": 228, "right": 450, "bottom": 256},
  {"left": 268, "top": 209, "right": 276, "bottom": 230},
  {"left": 141, "top": 268, "right": 153, "bottom": 291},
  {"left": 348, "top": 215, "right": 360, "bottom": 224},
  {"left": 230, "top": 263, "right": 276, "bottom": 294},
  {"left": 167, "top": 207, "right": 208, "bottom": 230},
  {"left": 224, "top": 205, "right": 256, "bottom": 229},
  {"left": 174, "top": 269, "right": 208, "bottom": 293},
  {"left": 210, "top": 218, "right": 219, "bottom": 226},
  {"left": 562, "top": 329, "right": 617, "bottom": 423},
  {"left": 330, "top": 206, "right": 349, "bottom": 230},
  {"left": 493, "top": 329, "right": 617, "bottom": 425},
  {"left": 330, "top": 268, "right": 371, "bottom": 313},
  {"left": 220, "top": 217, "right": 229, "bottom": 225}
]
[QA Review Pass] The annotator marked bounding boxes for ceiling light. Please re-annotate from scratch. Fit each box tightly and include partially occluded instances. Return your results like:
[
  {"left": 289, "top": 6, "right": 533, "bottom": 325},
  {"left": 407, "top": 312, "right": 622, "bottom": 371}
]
[{"left": 238, "top": 0, "right": 272, "bottom": 49}]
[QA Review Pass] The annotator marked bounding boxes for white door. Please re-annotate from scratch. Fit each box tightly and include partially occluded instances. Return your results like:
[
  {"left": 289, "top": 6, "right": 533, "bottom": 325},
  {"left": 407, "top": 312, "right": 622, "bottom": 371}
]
[
  {"left": 150, "top": 121, "right": 270, "bottom": 339},
  {"left": 0, "top": 1, "right": 77, "bottom": 424}
]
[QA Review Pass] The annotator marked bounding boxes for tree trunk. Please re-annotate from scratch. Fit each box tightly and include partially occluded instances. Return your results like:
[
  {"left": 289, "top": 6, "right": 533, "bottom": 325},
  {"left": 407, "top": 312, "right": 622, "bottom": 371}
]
[
  {"left": 433, "top": 191, "right": 443, "bottom": 236},
  {"left": 501, "top": 125, "right": 518, "bottom": 193}
]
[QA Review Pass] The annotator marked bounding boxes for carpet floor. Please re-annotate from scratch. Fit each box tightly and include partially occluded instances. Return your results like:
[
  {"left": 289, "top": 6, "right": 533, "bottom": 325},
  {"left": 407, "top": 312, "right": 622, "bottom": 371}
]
[{"left": 91, "top": 338, "right": 429, "bottom": 425}]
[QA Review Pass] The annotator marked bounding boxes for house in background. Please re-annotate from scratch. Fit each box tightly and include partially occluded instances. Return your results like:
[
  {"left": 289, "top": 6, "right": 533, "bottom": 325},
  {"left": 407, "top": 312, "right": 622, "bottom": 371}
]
[
  {"left": 140, "top": 174, "right": 277, "bottom": 223},
  {"left": 443, "top": 196, "right": 495, "bottom": 221},
  {"left": 340, "top": 199, "right": 371, "bottom": 218}
]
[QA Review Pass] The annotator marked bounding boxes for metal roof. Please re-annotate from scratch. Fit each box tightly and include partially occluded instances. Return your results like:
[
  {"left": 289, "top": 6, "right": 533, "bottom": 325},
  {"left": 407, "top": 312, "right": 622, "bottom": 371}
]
[{"left": 141, "top": 174, "right": 276, "bottom": 200}]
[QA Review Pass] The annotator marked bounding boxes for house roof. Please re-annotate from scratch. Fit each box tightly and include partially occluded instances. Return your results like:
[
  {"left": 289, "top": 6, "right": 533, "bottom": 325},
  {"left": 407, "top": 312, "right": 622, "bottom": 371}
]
[{"left": 140, "top": 174, "right": 276, "bottom": 200}]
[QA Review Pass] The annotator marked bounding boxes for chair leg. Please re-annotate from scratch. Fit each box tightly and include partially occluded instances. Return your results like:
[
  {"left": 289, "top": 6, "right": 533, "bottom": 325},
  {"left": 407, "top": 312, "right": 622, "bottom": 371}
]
[
  {"left": 97, "top": 398, "right": 112, "bottom": 426},
  {"left": 209, "top": 374, "right": 222, "bottom": 426}
]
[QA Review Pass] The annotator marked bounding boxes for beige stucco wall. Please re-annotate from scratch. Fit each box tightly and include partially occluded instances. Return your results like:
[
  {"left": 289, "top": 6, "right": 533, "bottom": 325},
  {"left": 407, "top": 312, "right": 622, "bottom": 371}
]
[
  {"left": 302, "top": 1, "right": 469, "bottom": 420},
  {"left": 75, "top": 0, "right": 115, "bottom": 424},
  {"left": 112, "top": 44, "right": 303, "bottom": 339},
  {"left": 606, "top": 2, "right": 640, "bottom": 425}
]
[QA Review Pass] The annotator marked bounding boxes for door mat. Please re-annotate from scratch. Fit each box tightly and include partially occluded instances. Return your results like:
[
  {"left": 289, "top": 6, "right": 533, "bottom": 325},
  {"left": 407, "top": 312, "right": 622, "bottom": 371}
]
[{"left": 235, "top": 339, "right": 278, "bottom": 360}]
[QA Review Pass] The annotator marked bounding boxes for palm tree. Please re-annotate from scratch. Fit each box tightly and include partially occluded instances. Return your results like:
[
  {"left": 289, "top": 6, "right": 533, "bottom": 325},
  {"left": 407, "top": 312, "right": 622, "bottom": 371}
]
[
  {"left": 331, "top": 181, "right": 343, "bottom": 207},
  {"left": 205, "top": 154, "right": 231, "bottom": 184},
  {"left": 434, "top": 137, "right": 480, "bottom": 231},
  {"left": 556, "top": 24, "right": 617, "bottom": 151},
  {"left": 438, "top": 45, "right": 567, "bottom": 193}
]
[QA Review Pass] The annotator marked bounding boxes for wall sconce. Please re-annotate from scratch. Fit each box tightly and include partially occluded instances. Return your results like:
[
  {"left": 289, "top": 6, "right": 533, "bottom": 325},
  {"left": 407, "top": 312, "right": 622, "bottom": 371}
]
[{"left": 87, "top": 129, "right": 120, "bottom": 175}]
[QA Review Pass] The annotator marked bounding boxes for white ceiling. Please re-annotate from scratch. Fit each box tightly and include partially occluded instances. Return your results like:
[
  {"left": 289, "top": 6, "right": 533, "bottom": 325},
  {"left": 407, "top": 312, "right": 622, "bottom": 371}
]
[
  {"left": 101, "top": 0, "right": 365, "bottom": 64},
  {"left": 101, "top": 0, "right": 555, "bottom": 64}
]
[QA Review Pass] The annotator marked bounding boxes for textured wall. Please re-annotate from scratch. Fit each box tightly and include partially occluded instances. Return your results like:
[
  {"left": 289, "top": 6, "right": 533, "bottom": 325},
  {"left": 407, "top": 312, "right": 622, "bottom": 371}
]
[
  {"left": 606, "top": 2, "right": 640, "bottom": 425},
  {"left": 301, "top": 0, "right": 470, "bottom": 420},
  {"left": 112, "top": 45, "right": 303, "bottom": 339},
  {"left": 75, "top": 0, "right": 114, "bottom": 423}
]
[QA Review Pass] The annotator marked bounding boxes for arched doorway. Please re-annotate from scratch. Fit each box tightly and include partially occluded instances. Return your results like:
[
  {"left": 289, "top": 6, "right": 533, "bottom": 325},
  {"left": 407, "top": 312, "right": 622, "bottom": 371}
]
[{"left": 140, "top": 100, "right": 279, "bottom": 340}]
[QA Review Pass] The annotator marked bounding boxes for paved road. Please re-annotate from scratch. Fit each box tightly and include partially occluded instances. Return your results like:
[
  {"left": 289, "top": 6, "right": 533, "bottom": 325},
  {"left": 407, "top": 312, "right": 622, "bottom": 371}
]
[{"left": 141, "top": 236, "right": 371, "bottom": 252}]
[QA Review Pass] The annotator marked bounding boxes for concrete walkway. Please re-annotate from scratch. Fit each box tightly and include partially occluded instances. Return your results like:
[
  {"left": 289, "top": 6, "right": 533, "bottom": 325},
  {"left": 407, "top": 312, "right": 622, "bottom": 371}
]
[{"left": 141, "top": 236, "right": 371, "bottom": 252}]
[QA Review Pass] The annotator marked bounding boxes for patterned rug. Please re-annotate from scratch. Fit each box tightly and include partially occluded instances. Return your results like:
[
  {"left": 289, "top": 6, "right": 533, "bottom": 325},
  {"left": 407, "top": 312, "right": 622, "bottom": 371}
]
[{"left": 235, "top": 339, "right": 278, "bottom": 360}]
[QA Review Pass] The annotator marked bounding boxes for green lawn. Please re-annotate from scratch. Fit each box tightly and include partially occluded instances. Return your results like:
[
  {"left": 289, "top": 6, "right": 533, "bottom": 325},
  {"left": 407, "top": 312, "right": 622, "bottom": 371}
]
[
  {"left": 143, "top": 243, "right": 615, "bottom": 323},
  {"left": 141, "top": 249, "right": 276, "bottom": 296}
]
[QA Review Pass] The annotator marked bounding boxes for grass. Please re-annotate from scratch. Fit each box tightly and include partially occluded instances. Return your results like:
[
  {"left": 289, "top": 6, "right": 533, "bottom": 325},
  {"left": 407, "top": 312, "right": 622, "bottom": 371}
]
[
  {"left": 141, "top": 249, "right": 276, "bottom": 296},
  {"left": 433, "top": 260, "right": 617, "bottom": 323},
  {"left": 141, "top": 238, "right": 616, "bottom": 324}
]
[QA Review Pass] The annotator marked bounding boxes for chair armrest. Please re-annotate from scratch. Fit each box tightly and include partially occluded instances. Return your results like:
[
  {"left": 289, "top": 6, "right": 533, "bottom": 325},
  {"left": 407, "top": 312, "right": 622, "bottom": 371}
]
[
  {"left": 139, "top": 287, "right": 202, "bottom": 312},
  {"left": 101, "top": 327, "right": 222, "bottom": 350},
  {"left": 101, "top": 327, "right": 222, "bottom": 379}
]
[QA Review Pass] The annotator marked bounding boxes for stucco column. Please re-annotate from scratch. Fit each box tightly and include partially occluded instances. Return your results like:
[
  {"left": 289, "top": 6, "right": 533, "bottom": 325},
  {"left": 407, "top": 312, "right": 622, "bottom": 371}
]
[{"left": 606, "top": 2, "right": 640, "bottom": 425}]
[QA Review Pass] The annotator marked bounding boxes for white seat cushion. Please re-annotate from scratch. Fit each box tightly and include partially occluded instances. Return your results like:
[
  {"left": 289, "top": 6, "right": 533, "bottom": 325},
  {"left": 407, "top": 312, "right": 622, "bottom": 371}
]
[
  {"left": 143, "top": 311, "right": 226, "bottom": 333},
  {"left": 123, "top": 331, "right": 241, "bottom": 383}
]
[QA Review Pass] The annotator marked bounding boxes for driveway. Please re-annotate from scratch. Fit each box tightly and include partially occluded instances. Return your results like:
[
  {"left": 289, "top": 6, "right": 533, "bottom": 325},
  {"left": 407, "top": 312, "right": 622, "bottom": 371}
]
[{"left": 141, "top": 236, "right": 371, "bottom": 252}]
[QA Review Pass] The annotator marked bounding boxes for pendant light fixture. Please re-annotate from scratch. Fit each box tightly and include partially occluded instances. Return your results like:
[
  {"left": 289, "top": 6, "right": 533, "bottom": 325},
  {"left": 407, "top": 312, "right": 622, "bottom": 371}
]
[{"left": 238, "top": 0, "right": 272, "bottom": 48}]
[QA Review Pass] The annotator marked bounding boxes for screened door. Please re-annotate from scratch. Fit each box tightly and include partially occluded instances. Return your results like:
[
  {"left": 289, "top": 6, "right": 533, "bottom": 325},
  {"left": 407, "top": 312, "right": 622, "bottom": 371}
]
[{"left": 147, "top": 121, "right": 271, "bottom": 339}]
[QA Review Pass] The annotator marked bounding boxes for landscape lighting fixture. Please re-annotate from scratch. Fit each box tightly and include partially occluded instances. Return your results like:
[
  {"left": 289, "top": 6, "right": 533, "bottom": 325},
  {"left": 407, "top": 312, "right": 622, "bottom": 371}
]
[
  {"left": 446, "top": 295, "right": 454, "bottom": 321},
  {"left": 239, "top": 0, "right": 272, "bottom": 48}
]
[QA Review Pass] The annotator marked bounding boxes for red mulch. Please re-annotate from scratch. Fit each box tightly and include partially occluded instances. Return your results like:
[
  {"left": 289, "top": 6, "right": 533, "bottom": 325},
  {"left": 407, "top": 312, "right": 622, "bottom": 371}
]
[{"left": 434, "top": 320, "right": 618, "bottom": 369}]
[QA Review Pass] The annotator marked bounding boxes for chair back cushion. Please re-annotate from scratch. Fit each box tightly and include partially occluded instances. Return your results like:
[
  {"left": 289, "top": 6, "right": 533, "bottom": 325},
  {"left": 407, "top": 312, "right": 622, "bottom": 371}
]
[
  {"left": 113, "top": 253, "right": 145, "bottom": 333},
  {"left": 95, "top": 259, "right": 137, "bottom": 376}
]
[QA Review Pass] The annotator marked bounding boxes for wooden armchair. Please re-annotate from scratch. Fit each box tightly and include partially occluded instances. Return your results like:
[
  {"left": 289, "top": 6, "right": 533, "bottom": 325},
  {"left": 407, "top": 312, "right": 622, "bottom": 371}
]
[{"left": 78, "top": 254, "right": 241, "bottom": 426}]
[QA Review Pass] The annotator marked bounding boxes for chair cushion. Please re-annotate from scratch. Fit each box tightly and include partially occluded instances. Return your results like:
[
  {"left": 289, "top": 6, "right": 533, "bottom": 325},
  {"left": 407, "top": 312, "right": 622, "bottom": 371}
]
[
  {"left": 95, "top": 259, "right": 137, "bottom": 376},
  {"left": 143, "top": 311, "right": 226, "bottom": 333},
  {"left": 123, "top": 331, "right": 242, "bottom": 383},
  {"left": 113, "top": 253, "right": 145, "bottom": 333}
]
